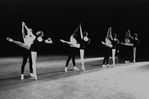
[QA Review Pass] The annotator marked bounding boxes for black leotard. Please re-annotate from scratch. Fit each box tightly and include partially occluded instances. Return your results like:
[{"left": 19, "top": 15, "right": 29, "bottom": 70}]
[
  {"left": 80, "top": 38, "right": 90, "bottom": 49},
  {"left": 30, "top": 37, "right": 44, "bottom": 52}
]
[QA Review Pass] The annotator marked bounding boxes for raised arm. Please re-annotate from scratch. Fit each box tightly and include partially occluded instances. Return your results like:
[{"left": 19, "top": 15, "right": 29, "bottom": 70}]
[
  {"left": 109, "top": 27, "right": 113, "bottom": 40},
  {"left": 128, "top": 30, "right": 133, "bottom": 39},
  {"left": 22, "top": 22, "right": 26, "bottom": 38},
  {"left": 74, "top": 23, "right": 82, "bottom": 33},
  {"left": 79, "top": 24, "right": 83, "bottom": 39},
  {"left": 24, "top": 22, "right": 30, "bottom": 31}
]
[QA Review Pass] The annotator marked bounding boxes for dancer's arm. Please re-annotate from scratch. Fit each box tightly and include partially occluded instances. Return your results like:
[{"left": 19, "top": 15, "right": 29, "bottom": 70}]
[
  {"left": 45, "top": 37, "right": 53, "bottom": 44},
  {"left": 79, "top": 24, "right": 83, "bottom": 39},
  {"left": 22, "top": 22, "right": 26, "bottom": 39},
  {"left": 128, "top": 30, "right": 133, "bottom": 39},
  {"left": 24, "top": 23, "right": 29, "bottom": 31},
  {"left": 109, "top": 27, "right": 113, "bottom": 40}
]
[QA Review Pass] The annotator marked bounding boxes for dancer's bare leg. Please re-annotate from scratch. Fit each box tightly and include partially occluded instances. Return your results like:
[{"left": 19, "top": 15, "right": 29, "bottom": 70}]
[
  {"left": 80, "top": 49, "right": 85, "bottom": 71},
  {"left": 31, "top": 52, "right": 37, "bottom": 80},
  {"left": 133, "top": 47, "right": 136, "bottom": 63},
  {"left": 112, "top": 49, "right": 116, "bottom": 67},
  {"left": 6, "top": 37, "right": 30, "bottom": 49}
]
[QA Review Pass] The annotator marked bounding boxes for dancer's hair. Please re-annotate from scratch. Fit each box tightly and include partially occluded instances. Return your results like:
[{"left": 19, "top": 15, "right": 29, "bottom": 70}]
[
  {"left": 133, "top": 33, "right": 137, "bottom": 38},
  {"left": 36, "top": 31, "right": 44, "bottom": 37},
  {"left": 83, "top": 31, "right": 88, "bottom": 37}
]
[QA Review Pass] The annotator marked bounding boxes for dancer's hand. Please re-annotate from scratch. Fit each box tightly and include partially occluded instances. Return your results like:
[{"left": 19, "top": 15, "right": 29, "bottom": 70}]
[
  {"left": 79, "top": 23, "right": 82, "bottom": 26},
  {"left": 45, "top": 37, "right": 53, "bottom": 43},
  {"left": 22, "top": 22, "right": 25, "bottom": 26}
]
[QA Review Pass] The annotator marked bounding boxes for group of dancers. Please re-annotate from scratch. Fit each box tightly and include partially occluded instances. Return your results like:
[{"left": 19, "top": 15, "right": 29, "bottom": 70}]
[
  {"left": 6, "top": 22, "right": 139, "bottom": 80},
  {"left": 6, "top": 22, "right": 90, "bottom": 80},
  {"left": 101, "top": 27, "right": 139, "bottom": 68}
]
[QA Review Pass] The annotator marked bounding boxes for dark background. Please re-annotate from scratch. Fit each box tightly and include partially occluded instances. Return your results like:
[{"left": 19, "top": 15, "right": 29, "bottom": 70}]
[{"left": 0, "top": 0, "right": 149, "bottom": 61}]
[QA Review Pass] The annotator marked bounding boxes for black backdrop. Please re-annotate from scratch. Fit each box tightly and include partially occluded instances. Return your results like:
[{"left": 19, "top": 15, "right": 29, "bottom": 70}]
[{"left": 0, "top": 0, "right": 149, "bottom": 61}]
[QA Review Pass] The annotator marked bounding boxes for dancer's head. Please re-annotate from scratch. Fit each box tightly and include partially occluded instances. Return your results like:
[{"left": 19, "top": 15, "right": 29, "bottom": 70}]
[
  {"left": 83, "top": 31, "right": 88, "bottom": 37},
  {"left": 113, "top": 33, "right": 117, "bottom": 38},
  {"left": 36, "top": 31, "right": 44, "bottom": 37},
  {"left": 133, "top": 33, "right": 137, "bottom": 38}
]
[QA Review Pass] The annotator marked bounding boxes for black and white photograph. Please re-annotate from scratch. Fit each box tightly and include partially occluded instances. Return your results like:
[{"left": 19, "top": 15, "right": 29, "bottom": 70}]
[{"left": 0, "top": 0, "right": 149, "bottom": 99}]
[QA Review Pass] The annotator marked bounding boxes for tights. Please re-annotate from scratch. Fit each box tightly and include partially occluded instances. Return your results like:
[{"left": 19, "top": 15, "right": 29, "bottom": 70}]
[
  {"left": 103, "top": 47, "right": 111, "bottom": 65},
  {"left": 21, "top": 49, "right": 33, "bottom": 74},
  {"left": 66, "top": 47, "right": 76, "bottom": 67}
]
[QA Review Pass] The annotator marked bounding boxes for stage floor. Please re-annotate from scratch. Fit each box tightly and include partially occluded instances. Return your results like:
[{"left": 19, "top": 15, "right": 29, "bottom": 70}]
[{"left": 0, "top": 55, "right": 149, "bottom": 99}]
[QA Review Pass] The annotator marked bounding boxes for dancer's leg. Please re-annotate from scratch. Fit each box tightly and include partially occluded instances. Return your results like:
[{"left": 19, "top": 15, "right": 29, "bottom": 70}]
[
  {"left": 65, "top": 47, "right": 72, "bottom": 72},
  {"left": 6, "top": 37, "right": 30, "bottom": 49},
  {"left": 102, "top": 47, "right": 107, "bottom": 67},
  {"left": 106, "top": 48, "right": 111, "bottom": 66},
  {"left": 13, "top": 40, "right": 30, "bottom": 50},
  {"left": 28, "top": 51, "right": 33, "bottom": 76},
  {"left": 80, "top": 49, "right": 85, "bottom": 71},
  {"left": 112, "top": 49, "right": 116, "bottom": 67},
  {"left": 31, "top": 51, "right": 37, "bottom": 80},
  {"left": 72, "top": 48, "right": 79, "bottom": 71},
  {"left": 133, "top": 47, "right": 136, "bottom": 63},
  {"left": 21, "top": 50, "right": 29, "bottom": 79}
]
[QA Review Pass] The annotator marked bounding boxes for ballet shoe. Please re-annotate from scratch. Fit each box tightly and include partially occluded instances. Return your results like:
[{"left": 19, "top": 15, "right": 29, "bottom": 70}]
[
  {"left": 64, "top": 67, "right": 68, "bottom": 72},
  {"left": 102, "top": 65, "right": 107, "bottom": 68},
  {"left": 21, "top": 74, "right": 24, "bottom": 80},
  {"left": 74, "top": 67, "right": 79, "bottom": 71},
  {"left": 6, "top": 37, "right": 13, "bottom": 42},
  {"left": 82, "top": 66, "right": 85, "bottom": 72}
]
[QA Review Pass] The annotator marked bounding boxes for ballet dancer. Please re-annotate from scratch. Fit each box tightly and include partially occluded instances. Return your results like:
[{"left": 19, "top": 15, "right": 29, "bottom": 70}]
[
  {"left": 20, "top": 22, "right": 36, "bottom": 79},
  {"left": 30, "top": 31, "right": 53, "bottom": 80},
  {"left": 121, "top": 30, "right": 133, "bottom": 63},
  {"left": 7, "top": 28, "right": 52, "bottom": 80},
  {"left": 101, "top": 27, "right": 113, "bottom": 67},
  {"left": 111, "top": 32, "right": 119, "bottom": 67},
  {"left": 7, "top": 22, "right": 36, "bottom": 80},
  {"left": 132, "top": 33, "right": 139, "bottom": 63},
  {"left": 79, "top": 24, "right": 90, "bottom": 71},
  {"left": 60, "top": 24, "right": 81, "bottom": 72}
]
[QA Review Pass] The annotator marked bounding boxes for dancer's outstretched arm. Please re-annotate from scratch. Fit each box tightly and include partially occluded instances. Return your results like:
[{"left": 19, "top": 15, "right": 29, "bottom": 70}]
[{"left": 45, "top": 37, "right": 53, "bottom": 44}]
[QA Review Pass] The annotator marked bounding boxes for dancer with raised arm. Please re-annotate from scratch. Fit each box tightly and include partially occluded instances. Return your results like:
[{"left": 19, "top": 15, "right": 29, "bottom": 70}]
[
  {"left": 7, "top": 24, "right": 52, "bottom": 80},
  {"left": 111, "top": 32, "right": 119, "bottom": 67},
  {"left": 30, "top": 31, "right": 53, "bottom": 80},
  {"left": 121, "top": 30, "right": 133, "bottom": 63},
  {"left": 60, "top": 24, "right": 81, "bottom": 72},
  {"left": 101, "top": 27, "right": 113, "bottom": 67},
  {"left": 132, "top": 33, "right": 139, "bottom": 63},
  {"left": 7, "top": 22, "right": 36, "bottom": 80},
  {"left": 79, "top": 24, "right": 90, "bottom": 71}
]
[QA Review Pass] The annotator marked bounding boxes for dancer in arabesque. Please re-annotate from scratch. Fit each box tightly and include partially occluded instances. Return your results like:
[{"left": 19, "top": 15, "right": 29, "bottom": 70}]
[
  {"left": 60, "top": 24, "right": 81, "bottom": 72},
  {"left": 121, "top": 30, "right": 133, "bottom": 63},
  {"left": 7, "top": 23, "right": 53, "bottom": 80},
  {"left": 101, "top": 27, "right": 113, "bottom": 67},
  {"left": 7, "top": 21, "right": 36, "bottom": 80}
]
